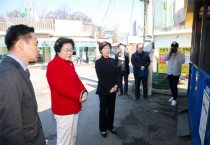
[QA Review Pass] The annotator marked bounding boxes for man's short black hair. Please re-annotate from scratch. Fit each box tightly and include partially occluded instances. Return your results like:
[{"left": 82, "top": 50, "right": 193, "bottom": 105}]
[
  {"left": 171, "top": 41, "right": 179, "bottom": 47},
  {"left": 54, "top": 37, "right": 75, "bottom": 55},
  {"left": 5, "top": 24, "right": 35, "bottom": 51},
  {"left": 118, "top": 43, "right": 126, "bottom": 48},
  {"left": 99, "top": 41, "right": 112, "bottom": 54}
]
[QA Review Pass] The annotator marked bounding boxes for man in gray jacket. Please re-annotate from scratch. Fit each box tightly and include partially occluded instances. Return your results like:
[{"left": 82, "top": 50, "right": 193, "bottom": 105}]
[
  {"left": 163, "top": 41, "right": 185, "bottom": 106},
  {"left": 0, "top": 25, "right": 46, "bottom": 145}
]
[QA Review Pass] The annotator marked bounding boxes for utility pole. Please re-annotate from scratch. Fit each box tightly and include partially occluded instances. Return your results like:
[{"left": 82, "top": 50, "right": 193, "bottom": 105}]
[
  {"left": 143, "top": 1, "right": 146, "bottom": 46},
  {"left": 139, "top": 0, "right": 153, "bottom": 96},
  {"left": 140, "top": 0, "right": 149, "bottom": 46}
]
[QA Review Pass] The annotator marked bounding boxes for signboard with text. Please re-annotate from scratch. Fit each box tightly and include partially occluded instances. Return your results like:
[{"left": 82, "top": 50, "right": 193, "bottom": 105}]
[
  {"left": 199, "top": 81, "right": 210, "bottom": 145},
  {"left": 158, "top": 47, "right": 191, "bottom": 74}
]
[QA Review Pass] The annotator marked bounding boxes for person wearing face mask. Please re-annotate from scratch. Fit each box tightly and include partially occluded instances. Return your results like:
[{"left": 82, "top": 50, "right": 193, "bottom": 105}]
[
  {"left": 46, "top": 37, "right": 88, "bottom": 145},
  {"left": 95, "top": 41, "right": 119, "bottom": 138},
  {"left": 131, "top": 43, "right": 151, "bottom": 101},
  {"left": 163, "top": 41, "right": 185, "bottom": 106},
  {"left": 115, "top": 43, "right": 130, "bottom": 96}
]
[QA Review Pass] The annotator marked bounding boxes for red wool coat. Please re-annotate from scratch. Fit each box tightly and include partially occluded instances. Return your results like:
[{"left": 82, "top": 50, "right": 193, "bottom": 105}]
[{"left": 46, "top": 55, "right": 86, "bottom": 115}]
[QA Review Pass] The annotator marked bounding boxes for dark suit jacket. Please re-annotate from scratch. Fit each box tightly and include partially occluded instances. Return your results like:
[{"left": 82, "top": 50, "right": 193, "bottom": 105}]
[
  {"left": 115, "top": 51, "right": 130, "bottom": 75},
  {"left": 131, "top": 51, "right": 151, "bottom": 76},
  {"left": 95, "top": 56, "right": 119, "bottom": 96},
  {"left": 0, "top": 56, "right": 46, "bottom": 145}
]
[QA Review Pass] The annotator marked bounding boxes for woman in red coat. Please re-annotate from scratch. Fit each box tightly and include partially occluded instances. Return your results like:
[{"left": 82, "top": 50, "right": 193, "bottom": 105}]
[{"left": 46, "top": 37, "right": 88, "bottom": 145}]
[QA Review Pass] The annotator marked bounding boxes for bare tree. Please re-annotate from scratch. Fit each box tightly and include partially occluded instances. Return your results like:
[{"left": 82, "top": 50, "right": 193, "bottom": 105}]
[
  {"left": 69, "top": 12, "right": 93, "bottom": 25},
  {"left": 45, "top": 4, "right": 71, "bottom": 20},
  {"left": 96, "top": 26, "right": 108, "bottom": 38},
  {"left": 6, "top": 9, "right": 22, "bottom": 18},
  {"left": 0, "top": 15, "right": 6, "bottom": 21},
  {"left": 111, "top": 23, "right": 123, "bottom": 43},
  {"left": 38, "top": 8, "right": 49, "bottom": 19}
]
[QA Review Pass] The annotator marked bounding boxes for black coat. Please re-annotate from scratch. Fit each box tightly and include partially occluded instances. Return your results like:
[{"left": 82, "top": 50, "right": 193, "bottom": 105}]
[
  {"left": 95, "top": 56, "right": 119, "bottom": 96},
  {"left": 115, "top": 51, "right": 130, "bottom": 75},
  {"left": 131, "top": 51, "right": 151, "bottom": 76}
]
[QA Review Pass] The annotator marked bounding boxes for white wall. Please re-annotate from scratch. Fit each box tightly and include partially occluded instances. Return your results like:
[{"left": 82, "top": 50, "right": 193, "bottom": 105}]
[
  {"left": 146, "top": 0, "right": 154, "bottom": 37},
  {"left": 154, "top": 33, "right": 192, "bottom": 57},
  {"left": 55, "top": 20, "right": 82, "bottom": 33},
  {"left": 128, "top": 36, "right": 143, "bottom": 44},
  {"left": 174, "top": 0, "right": 185, "bottom": 26},
  {"left": 133, "top": 19, "right": 143, "bottom": 36}
]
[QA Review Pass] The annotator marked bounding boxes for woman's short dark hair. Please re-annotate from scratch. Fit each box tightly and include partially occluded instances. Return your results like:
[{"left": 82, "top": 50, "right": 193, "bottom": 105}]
[
  {"left": 54, "top": 37, "right": 75, "bottom": 55},
  {"left": 5, "top": 24, "right": 34, "bottom": 51},
  {"left": 99, "top": 41, "right": 112, "bottom": 54}
]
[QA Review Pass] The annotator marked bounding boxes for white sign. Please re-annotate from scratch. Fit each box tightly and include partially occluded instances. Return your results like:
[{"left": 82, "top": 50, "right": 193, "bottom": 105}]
[
  {"left": 184, "top": 54, "right": 190, "bottom": 65},
  {"left": 199, "top": 89, "right": 210, "bottom": 145}
]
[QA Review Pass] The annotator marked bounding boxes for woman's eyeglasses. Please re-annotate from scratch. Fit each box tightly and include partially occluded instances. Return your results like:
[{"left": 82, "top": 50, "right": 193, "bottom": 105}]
[{"left": 62, "top": 49, "right": 73, "bottom": 53}]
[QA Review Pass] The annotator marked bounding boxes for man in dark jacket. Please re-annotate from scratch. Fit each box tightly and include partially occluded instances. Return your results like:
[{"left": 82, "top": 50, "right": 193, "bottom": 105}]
[
  {"left": 131, "top": 43, "right": 151, "bottom": 101},
  {"left": 0, "top": 24, "right": 46, "bottom": 145},
  {"left": 115, "top": 43, "right": 130, "bottom": 96}
]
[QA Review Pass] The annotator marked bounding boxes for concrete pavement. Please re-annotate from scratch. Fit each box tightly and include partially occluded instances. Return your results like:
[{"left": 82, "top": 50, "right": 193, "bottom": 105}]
[{"left": 30, "top": 65, "right": 191, "bottom": 145}]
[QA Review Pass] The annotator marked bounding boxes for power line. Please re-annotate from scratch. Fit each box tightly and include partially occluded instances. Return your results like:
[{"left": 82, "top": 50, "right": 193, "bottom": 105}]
[
  {"left": 140, "top": 1, "right": 143, "bottom": 8},
  {"left": 100, "top": 0, "right": 112, "bottom": 27},
  {"left": 105, "top": 0, "right": 116, "bottom": 26},
  {"left": 128, "top": 0, "right": 134, "bottom": 35},
  {"left": 92, "top": 0, "right": 103, "bottom": 19}
]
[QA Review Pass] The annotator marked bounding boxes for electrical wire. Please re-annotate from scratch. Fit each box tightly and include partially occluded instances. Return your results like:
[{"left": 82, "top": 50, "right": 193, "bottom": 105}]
[
  {"left": 104, "top": 0, "right": 116, "bottom": 26},
  {"left": 92, "top": 0, "right": 103, "bottom": 19},
  {"left": 100, "top": 0, "right": 112, "bottom": 27},
  {"left": 140, "top": 1, "right": 143, "bottom": 8},
  {"left": 128, "top": 0, "right": 134, "bottom": 35}
]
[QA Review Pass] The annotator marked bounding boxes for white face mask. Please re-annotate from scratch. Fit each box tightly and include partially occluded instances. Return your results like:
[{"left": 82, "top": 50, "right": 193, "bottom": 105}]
[{"left": 118, "top": 57, "right": 125, "bottom": 61}]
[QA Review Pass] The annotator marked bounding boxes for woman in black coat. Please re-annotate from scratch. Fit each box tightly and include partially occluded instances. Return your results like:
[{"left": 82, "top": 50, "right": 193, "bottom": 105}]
[{"left": 95, "top": 41, "right": 119, "bottom": 137}]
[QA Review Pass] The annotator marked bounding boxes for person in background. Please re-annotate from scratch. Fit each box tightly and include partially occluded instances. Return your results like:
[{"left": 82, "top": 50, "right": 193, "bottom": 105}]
[
  {"left": 46, "top": 37, "right": 88, "bottom": 145},
  {"left": 95, "top": 41, "right": 119, "bottom": 138},
  {"left": 163, "top": 41, "right": 185, "bottom": 106},
  {"left": 0, "top": 24, "right": 46, "bottom": 145},
  {"left": 115, "top": 43, "right": 130, "bottom": 96},
  {"left": 131, "top": 43, "right": 151, "bottom": 101}
]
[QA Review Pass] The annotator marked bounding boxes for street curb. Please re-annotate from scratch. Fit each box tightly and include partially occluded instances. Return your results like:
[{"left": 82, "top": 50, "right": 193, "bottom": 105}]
[
  {"left": 152, "top": 88, "right": 187, "bottom": 97},
  {"left": 128, "top": 86, "right": 187, "bottom": 97},
  {"left": 28, "top": 63, "right": 95, "bottom": 69}
]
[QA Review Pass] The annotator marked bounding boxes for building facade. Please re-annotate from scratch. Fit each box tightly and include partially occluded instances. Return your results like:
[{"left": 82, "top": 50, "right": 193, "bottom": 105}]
[{"left": 0, "top": 18, "right": 98, "bottom": 64}]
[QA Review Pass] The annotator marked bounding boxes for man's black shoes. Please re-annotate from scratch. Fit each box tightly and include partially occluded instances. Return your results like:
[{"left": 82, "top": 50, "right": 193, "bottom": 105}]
[
  {"left": 125, "top": 93, "right": 130, "bottom": 96},
  {"left": 144, "top": 98, "right": 150, "bottom": 102},
  {"left": 133, "top": 97, "right": 139, "bottom": 101},
  {"left": 119, "top": 93, "right": 123, "bottom": 96}
]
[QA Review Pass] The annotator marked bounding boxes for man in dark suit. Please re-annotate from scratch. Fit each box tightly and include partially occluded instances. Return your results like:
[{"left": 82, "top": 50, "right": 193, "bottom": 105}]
[
  {"left": 0, "top": 24, "right": 46, "bottom": 145},
  {"left": 131, "top": 43, "right": 151, "bottom": 101},
  {"left": 115, "top": 43, "right": 130, "bottom": 96}
]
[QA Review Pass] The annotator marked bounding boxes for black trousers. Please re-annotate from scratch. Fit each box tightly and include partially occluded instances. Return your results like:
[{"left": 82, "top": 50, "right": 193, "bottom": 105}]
[
  {"left": 119, "top": 70, "right": 128, "bottom": 94},
  {"left": 134, "top": 76, "right": 148, "bottom": 98},
  {"left": 99, "top": 94, "right": 116, "bottom": 132},
  {"left": 168, "top": 75, "right": 180, "bottom": 100}
]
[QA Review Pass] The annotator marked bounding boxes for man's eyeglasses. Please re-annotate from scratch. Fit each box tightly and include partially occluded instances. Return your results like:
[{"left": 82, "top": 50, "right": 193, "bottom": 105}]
[{"left": 62, "top": 49, "right": 73, "bottom": 53}]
